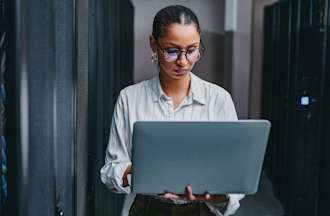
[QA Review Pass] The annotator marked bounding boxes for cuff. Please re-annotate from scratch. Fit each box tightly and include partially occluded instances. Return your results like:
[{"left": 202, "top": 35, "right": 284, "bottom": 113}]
[
  {"left": 205, "top": 202, "right": 227, "bottom": 216},
  {"left": 113, "top": 162, "right": 132, "bottom": 193},
  {"left": 100, "top": 161, "right": 132, "bottom": 194},
  {"left": 223, "top": 194, "right": 245, "bottom": 216}
]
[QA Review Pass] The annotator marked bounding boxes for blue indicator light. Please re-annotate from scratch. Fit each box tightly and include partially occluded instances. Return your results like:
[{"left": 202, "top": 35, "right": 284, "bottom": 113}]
[{"left": 300, "top": 96, "right": 309, "bottom": 106}]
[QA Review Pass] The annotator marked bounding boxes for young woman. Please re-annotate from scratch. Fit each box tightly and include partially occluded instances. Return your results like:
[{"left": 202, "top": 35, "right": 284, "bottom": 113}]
[{"left": 100, "top": 5, "right": 245, "bottom": 216}]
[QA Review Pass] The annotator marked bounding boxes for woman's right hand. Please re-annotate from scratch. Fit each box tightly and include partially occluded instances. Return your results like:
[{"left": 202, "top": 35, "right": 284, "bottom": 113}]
[
  {"left": 122, "top": 165, "right": 132, "bottom": 187},
  {"left": 162, "top": 185, "right": 228, "bottom": 203},
  {"left": 162, "top": 185, "right": 204, "bottom": 201}
]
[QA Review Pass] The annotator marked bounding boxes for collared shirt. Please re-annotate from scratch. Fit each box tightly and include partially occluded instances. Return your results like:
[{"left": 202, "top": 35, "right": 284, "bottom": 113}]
[{"left": 100, "top": 72, "right": 245, "bottom": 216}]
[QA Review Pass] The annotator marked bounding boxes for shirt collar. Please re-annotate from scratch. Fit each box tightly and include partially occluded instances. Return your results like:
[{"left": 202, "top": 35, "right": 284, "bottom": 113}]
[
  {"left": 149, "top": 72, "right": 206, "bottom": 105},
  {"left": 190, "top": 72, "right": 206, "bottom": 105}
]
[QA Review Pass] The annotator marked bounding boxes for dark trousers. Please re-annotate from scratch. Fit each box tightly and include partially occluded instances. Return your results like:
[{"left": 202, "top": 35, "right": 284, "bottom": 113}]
[{"left": 129, "top": 195, "right": 224, "bottom": 216}]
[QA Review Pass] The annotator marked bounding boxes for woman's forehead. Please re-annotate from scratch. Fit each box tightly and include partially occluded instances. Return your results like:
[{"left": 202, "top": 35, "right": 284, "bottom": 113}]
[{"left": 159, "top": 23, "right": 200, "bottom": 46}]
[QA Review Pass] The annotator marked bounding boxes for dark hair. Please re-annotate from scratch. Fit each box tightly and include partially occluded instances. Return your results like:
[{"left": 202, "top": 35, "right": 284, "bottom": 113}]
[{"left": 152, "top": 5, "right": 201, "bottom": 39}]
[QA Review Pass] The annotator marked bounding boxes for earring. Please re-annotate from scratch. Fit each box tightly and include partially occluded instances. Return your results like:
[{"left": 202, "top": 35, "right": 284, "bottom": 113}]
[{"left": 151, "top": 52, "right": 158, "bottom": 63}]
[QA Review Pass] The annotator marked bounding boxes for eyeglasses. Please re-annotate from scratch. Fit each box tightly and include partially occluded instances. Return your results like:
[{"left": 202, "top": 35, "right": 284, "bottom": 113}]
[{"left": 156, "top": 40, "right": 205, "bottom": 63}]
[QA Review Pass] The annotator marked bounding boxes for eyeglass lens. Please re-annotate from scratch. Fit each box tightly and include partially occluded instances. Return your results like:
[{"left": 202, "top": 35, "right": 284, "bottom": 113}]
[{"left": 164, "top": 49, "right": 201, "bottom": 62}]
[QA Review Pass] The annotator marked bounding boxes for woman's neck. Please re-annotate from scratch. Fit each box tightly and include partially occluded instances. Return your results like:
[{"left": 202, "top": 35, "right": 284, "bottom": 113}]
[{"left": 159, "top": 72, "right": 191, "bottom": 98}]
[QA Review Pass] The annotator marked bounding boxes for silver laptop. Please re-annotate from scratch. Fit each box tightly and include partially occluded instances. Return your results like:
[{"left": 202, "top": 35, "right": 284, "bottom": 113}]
[{"left": 131, "top": 120, "right": 271, "bottom": 195}]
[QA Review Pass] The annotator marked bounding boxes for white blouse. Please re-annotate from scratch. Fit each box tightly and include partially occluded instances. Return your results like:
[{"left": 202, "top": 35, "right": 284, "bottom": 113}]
[{"left": 100, "top": 72, "right": 245, "bottom": 216}]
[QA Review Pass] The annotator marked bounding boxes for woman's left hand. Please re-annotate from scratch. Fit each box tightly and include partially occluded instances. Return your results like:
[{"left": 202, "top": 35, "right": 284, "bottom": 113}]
[{"left": 162, "top": 185, "right": 228, "bottom": 203}]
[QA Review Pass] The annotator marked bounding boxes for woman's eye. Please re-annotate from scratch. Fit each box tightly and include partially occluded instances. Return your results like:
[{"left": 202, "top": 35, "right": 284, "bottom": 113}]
[
  {"left": 165, "top": 48, "right": 179, "bottom": 54},
  {"left": 187, "top": 49, "right": 197, "bottom": 54}
]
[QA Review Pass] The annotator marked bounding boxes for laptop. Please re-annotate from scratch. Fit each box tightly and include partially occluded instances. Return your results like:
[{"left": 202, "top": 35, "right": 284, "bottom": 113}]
[{"left": 131, "top": 120, "right": 271, "bottom": 195}]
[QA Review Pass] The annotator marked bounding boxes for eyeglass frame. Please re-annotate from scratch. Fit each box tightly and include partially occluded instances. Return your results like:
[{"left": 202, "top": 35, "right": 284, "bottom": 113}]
[{"left": 155, "top": 39, "right": 206, "bottom": 63}]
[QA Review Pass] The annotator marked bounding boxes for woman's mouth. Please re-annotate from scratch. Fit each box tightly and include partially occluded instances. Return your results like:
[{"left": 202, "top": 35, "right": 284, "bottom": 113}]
[{"left": 174, "top": 69, "right": 189, "bottom": 75}]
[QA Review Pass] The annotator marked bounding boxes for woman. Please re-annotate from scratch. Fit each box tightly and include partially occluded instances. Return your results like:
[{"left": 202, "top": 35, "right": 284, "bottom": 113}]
[{"left": 100, "top": 5, "right": 245, "bottom": 216}]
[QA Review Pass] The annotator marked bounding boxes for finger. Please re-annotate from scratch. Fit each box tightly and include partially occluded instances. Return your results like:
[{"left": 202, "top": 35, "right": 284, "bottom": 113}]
[
  {"left": 163, "top": 192, "right": 179, "bottom": 199},
  {"left": 186, "top": 185, "right": 195, "bottom": 201}
]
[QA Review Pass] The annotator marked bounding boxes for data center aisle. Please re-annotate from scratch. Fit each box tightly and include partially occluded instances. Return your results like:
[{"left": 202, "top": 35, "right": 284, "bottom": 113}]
[{"left": 235, "top": 172, "right": 284, "bottom": 216}]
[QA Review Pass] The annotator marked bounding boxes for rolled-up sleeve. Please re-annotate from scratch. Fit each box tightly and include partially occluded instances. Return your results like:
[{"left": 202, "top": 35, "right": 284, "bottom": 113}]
[
  {"left": 222, "top": 91, "right": 238, "bottom": 121},
  {"left": 100, "top": 91, "right": 132, "bottom": 194}
]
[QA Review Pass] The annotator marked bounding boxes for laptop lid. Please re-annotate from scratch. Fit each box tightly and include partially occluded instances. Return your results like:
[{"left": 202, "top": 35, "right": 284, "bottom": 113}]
[{"left": 131, "top": 120, "right": 270, "bottom": 195}]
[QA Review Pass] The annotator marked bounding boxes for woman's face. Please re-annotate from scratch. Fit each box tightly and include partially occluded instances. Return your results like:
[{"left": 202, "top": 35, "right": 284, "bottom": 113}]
[{"left": 150, "top": 24, "right": 201, "bottom": 80}]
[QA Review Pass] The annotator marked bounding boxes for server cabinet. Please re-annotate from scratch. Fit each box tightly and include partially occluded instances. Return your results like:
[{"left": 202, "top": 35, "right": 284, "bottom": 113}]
[
  {"left": 262, "top": 5, "right": 276, "bottom": 180},
  {"left": 4, "top": 0, "right": 15, "bottom": 214},
  {"left": 4, "top": 0, "right": 134, "bottom": 215},
  {"left": 286, "top": 0, "right": 326, "bottom": 215},
  {"left": 6, "top": 0, "right": 76, "bottom": 215},
  {"left": 273, "top": 2, "right": 291, "bottom": 208},
  {"left": 86, "top": 0, "right": 134, "bottom": 216},
  {"left": 262, "top": 0, "right": 328, "bottom": 215},
  {"left": 318, "top": 1, "right": 330, "bottom": 214},
  {"left": 262, "top": 1, "right": 291, "bottom": 203},
  {"left": 0, "top": 0, "right": 7, "bottom": 212}
]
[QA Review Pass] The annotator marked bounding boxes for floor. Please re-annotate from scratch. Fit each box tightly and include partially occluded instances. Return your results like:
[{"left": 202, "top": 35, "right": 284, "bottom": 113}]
[
  {"left": 235, "top": 173, "right": 284, "bottom": 216},
  {"left": 122, "top": 172, "right": 284, "bottom": 216}
]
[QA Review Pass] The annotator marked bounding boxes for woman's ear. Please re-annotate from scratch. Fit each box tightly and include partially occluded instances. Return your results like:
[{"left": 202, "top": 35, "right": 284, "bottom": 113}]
[{"left": 149, "top": 35, "right": 157, "bottom": 53}]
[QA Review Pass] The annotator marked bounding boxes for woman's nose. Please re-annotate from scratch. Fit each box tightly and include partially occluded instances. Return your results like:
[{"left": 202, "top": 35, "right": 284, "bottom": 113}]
[{"left": 176, "top": 52, "right": 189, "bottom": 66}]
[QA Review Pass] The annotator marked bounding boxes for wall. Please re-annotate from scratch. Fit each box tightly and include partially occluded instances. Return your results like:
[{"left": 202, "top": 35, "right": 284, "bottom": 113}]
[
  {"left": 224, "top": 0, "right": 278, "bottom": 118},
  {"left": 249, "top": 0, "right": 279, "bottom": 118},
  {"left": 224, "top": 0, "right": 254, "bottom": 118}
]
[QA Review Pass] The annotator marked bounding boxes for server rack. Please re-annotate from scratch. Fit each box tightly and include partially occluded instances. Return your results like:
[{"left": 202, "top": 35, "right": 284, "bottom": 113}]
[
  {"left": 0, "top": 0, "right": 6, "bottom": 212},
  {"left": 288, "top": 1, "right": 325, "bottom": 215},
  {"left": 270, "top": 2, "right": 292, "bottom": 208},
  {"left": 318, "top": 1, "right": 330, "bottom": 214},
  {"left": 262, "top": 0, "right": 329, "bottom": 215},
  {"left": 6, "top": 0, "right": 77, "bottom": 215},
  {"left": 4, "top": 0, "right": 134, "bottom": 215},
  {"left": 262, "top": 2, "right": 291, "bottom": 202},
  {"left": 86, "top": 0, "right": 134, "bottom": 216},
  {"left": 262, "top": 5, "right": 276, "bottom": 180}
]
